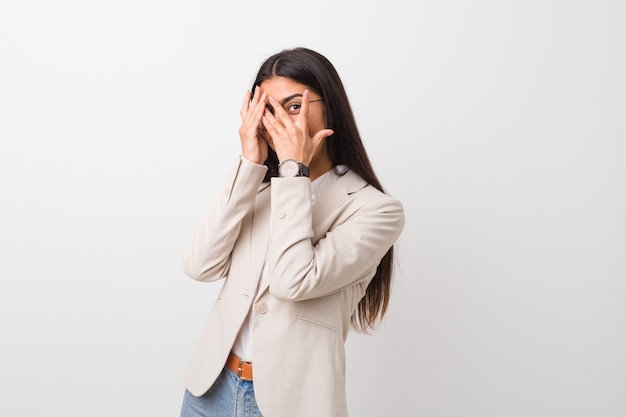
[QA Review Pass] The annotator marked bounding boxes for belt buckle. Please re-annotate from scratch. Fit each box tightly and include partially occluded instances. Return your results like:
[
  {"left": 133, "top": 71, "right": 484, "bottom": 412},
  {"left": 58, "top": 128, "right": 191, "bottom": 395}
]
[{"left": 237, "top": 360, "right": 244, "bottom": 378}]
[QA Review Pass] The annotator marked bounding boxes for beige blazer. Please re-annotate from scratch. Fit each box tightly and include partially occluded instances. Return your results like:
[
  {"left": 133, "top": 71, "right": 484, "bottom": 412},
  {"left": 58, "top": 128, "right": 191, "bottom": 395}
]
[{"left": 182, "top": 156, "right": 405, "bottom": 417}]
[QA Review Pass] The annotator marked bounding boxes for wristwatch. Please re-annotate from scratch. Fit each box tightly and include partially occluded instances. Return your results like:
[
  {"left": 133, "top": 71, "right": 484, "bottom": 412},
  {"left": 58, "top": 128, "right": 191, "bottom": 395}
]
[{"left": 278, "top": 159, "right": 310, "bottom": 178}]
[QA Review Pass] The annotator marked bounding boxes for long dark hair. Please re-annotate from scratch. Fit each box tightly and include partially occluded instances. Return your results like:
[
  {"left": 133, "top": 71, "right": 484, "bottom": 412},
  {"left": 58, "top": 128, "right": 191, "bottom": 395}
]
[{"left": 252, "top": 47, "right": 395, "bottom": 332}]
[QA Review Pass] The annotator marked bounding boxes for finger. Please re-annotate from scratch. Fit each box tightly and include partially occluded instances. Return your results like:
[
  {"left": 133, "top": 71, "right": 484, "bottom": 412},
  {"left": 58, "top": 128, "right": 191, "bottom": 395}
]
[
  {"left": 242, "top": 86, "right": 264, "bottom": 120},
  {"left": 240, "top": 90, "right": 252, "bottom": 121},
  {"left": 251, "top": 91, "right": 267, "bottom": 127},
  {"left": 250, "top": 85, "right": 262, "bottom": 106},
  {"left": 298, "top": 89, "right": 310, "bottom": 125},
  {"left": 261, "top": 108, "right": 279, "bottom": 137},
  {"left": 267, "top": 96, "right": 292, "bottom": 128}
]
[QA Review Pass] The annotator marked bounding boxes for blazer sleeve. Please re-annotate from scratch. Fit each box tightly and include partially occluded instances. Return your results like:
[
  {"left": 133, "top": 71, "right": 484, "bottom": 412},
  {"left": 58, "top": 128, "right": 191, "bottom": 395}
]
[
  {"left": 267, "top": 175, "right": 405, "bottom": 301},
  {"left": 183, "top": 156, "right": 268, "bottom": 281}
]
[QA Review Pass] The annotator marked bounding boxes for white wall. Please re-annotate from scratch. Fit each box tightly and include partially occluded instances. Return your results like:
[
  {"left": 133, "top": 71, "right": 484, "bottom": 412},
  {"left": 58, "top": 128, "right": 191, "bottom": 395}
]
[{"left": 1, "top": 1, "right": 624, "bottom": 416}]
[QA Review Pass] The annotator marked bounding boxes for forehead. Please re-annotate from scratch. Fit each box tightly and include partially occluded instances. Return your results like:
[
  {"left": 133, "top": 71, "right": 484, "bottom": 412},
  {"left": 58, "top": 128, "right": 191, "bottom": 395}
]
[{"left": 258, "top": 76, "right": 309, "bottom": 99}]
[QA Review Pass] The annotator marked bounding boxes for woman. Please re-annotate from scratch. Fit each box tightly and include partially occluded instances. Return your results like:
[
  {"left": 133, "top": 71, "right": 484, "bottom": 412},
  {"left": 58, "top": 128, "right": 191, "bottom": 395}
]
[{"left": 180, "top": 47, "right": 405, "bottom": 417}]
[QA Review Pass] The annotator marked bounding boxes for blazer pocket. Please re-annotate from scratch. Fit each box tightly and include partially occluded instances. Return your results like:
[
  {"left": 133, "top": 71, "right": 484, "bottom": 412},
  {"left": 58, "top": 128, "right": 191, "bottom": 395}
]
[{"left": 296, "top": 315, "right": 342, "bottom": 337}]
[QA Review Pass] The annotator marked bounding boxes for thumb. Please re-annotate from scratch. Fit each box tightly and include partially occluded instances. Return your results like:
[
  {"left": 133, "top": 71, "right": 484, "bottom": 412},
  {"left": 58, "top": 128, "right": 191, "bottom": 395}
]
[{"left": 311, "top": 128, "right": 334, "bottom": 150}]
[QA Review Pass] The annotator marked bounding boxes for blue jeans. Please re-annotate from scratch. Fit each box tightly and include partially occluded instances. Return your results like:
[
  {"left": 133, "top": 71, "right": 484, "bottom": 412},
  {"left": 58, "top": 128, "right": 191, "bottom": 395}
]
[{"left": 180, "top": 367, "right": 264, "bottom": 417}]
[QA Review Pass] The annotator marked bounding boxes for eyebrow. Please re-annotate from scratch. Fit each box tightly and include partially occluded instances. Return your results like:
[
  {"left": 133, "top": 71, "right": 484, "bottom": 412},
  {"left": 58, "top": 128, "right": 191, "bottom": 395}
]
[{"left": 280, "top": 93, "right": 303, "bottom": 106}]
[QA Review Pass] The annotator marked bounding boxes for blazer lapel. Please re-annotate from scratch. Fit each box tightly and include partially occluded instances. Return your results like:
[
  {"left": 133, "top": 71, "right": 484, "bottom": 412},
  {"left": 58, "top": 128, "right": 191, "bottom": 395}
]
[{"left": 311, "top": 169, "right": 367, "bottom": 243}]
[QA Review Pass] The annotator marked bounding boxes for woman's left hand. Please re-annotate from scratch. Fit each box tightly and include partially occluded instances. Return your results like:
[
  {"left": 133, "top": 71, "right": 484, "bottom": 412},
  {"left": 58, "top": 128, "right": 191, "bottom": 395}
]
[{"left": 261, "top": 90, "right": 334, "bottom": 166}]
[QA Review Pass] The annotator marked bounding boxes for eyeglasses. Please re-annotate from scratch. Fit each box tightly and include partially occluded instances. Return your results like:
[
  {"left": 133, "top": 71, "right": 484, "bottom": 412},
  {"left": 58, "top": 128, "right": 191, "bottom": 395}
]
[
  {"left": 258, "top": 98, "right": 324, "bottom": 130},
  {"left": 267, "top": 98, "right": 323, "bottom": 115}
]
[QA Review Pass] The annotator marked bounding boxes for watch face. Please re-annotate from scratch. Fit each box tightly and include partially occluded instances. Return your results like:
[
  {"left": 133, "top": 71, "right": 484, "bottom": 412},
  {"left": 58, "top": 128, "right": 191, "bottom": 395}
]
[{"left": 279, "top": 160, "right": 299, "bottom": 177}]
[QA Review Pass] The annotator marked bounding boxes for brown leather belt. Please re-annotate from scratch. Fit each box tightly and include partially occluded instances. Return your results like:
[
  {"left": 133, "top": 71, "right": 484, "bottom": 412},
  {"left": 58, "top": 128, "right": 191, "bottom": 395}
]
[{"left": 226, "top": 352, "right": 253, "bottom": 381}]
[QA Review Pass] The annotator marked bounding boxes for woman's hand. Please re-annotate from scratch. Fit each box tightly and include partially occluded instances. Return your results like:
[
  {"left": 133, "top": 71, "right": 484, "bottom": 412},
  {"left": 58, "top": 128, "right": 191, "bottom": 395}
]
[
  {"left": 261, "top": 89, "right": 334, "bottom": 166},
  {"left": 238, "top": 86, "right": 268, "bottom": 165}
]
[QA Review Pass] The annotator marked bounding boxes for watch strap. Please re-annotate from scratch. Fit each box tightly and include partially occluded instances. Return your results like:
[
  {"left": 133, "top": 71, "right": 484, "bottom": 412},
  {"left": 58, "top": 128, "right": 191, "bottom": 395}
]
[{"left": 299, "top": 163, "right": 310, "bottom": 178}]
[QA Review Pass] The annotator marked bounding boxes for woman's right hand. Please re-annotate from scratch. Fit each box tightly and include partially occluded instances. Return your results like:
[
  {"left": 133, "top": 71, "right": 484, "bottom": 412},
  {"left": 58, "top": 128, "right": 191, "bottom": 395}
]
[{"left": 239, "top": 86, "right": 268, "bottom": 165}]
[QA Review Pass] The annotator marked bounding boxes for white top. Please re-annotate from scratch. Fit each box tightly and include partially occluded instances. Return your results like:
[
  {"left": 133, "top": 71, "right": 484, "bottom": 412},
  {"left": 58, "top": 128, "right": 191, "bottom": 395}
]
[{"left": 231, "top": 166, "right": 347, "bottom": 361}]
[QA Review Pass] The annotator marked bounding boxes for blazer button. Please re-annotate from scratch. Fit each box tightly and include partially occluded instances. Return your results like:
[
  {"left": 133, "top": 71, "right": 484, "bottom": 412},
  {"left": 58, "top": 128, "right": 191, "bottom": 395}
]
[
  {"left": 279, "top": 212, "right": 286, "bottom": 219},
  {"left": 256, "top": 303, "right": 268, "bottom": 314}
]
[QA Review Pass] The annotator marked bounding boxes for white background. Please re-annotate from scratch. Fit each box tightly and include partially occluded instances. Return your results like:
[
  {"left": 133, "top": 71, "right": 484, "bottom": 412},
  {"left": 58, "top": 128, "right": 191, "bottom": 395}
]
[{"left": 1, "top": 1, "right": 625, "bottom": 416}]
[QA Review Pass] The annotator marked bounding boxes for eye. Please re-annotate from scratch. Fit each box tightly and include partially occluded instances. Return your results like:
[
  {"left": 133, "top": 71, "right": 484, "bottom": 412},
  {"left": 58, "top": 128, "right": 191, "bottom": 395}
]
[{"left": 285, "top": 102, "right": 302, "bottom": 115}]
